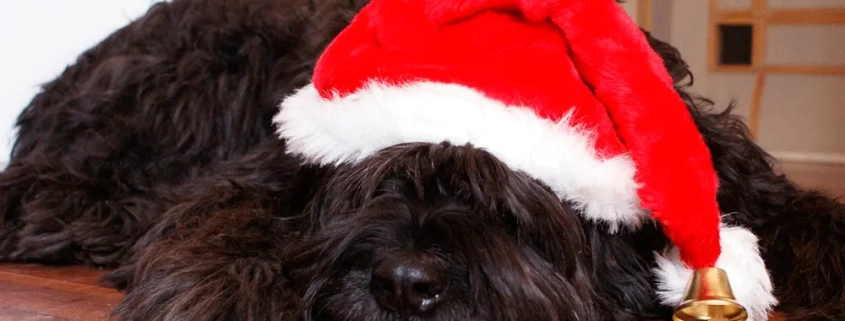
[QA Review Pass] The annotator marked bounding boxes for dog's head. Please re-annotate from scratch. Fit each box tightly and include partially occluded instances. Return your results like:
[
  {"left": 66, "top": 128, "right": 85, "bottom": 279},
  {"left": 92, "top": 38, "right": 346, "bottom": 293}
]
[{"left": 285, "top": 142, "right": 599, "bottom": 321}]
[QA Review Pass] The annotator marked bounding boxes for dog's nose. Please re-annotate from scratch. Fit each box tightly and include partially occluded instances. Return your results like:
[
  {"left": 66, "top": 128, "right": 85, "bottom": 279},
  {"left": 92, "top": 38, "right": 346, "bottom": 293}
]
[{"left": 370, "top": 254, "right": 446, "bottom": 316}]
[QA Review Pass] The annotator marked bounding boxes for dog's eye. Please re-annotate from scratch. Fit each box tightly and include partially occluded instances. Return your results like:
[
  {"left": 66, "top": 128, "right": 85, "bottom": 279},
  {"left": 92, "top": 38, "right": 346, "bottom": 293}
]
[{"left": 501, "top": 212, "right": 521, "bottom": 236}]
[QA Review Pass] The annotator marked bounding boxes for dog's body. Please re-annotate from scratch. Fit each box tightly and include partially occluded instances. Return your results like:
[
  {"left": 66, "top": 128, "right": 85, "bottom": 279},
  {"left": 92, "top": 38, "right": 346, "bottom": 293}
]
[{"left": 1, "top": 0, "right": 843, "bottom": 320}]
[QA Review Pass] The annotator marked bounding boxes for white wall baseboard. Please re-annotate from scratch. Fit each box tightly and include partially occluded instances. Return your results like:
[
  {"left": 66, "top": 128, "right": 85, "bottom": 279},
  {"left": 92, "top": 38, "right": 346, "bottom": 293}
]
[{"left": 769, "top": 151, "right": 845, "bottom": 165}]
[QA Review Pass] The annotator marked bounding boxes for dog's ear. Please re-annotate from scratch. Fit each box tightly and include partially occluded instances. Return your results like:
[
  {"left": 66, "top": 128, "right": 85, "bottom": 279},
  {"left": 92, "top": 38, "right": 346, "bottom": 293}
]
[{"left": 687, "top": 98, "right": 791, "bottom": 221}]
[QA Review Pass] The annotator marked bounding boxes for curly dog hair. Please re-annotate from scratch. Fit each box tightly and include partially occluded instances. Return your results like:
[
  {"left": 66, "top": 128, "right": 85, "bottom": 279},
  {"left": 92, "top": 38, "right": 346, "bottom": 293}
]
[{"left": 1, "top": 0, "right": 843, "bottom": 320}]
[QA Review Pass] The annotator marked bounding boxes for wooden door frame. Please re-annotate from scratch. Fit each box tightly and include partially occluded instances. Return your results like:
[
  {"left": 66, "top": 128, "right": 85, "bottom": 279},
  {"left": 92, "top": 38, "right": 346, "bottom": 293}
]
[{"left": 637, "top": 0, "right": 653, "bottom": 31}]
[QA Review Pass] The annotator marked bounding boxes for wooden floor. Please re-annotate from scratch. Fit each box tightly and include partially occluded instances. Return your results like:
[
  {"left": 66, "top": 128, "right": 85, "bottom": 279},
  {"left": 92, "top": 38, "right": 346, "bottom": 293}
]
[
  {"left": 0, "top": 264, "right": 121, "bottom": 321},
  {"left": 779, "top": 161, "right": 845, "bottom": 198}
]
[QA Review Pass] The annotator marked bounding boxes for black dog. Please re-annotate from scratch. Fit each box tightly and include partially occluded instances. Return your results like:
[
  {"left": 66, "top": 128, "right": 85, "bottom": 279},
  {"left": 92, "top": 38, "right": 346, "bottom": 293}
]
[{"left": 1, "top": 0, "right": 842, "bottom": 320}]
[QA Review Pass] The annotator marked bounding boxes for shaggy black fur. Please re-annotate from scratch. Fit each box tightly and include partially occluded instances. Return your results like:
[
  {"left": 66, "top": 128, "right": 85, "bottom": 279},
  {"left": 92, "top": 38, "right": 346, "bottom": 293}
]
[{"left": 0, "top": 0, "right": 842, "bottom": 320}]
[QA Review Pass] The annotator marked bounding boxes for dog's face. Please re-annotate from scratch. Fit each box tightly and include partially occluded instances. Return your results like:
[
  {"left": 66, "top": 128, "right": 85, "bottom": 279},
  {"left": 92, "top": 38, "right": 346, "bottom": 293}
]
[{"left": 285, "top": 143, "right": 598, "bottom": 321}]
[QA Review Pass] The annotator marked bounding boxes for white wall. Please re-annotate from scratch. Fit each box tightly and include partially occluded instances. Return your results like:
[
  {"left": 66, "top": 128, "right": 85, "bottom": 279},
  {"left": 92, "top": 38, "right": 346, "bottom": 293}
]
[{"left": 0, "top": 0, "right": 161, "bottom": 165}]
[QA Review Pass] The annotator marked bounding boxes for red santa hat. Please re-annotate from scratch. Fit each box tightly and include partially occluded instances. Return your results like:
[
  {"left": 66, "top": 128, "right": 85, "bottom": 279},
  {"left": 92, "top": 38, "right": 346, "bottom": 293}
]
[{"left": 274, "top": 0, "right": 777, "bottom": 319}]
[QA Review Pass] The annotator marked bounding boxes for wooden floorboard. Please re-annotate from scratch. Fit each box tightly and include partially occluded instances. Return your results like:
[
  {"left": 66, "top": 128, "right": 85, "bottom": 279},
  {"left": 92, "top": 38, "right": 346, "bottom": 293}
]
[
  {"left": 779, "top": 161, "right": 845, "bottom": 198},
  {"left": 0, "top": 264, "right": 121, "bottom": 321}
]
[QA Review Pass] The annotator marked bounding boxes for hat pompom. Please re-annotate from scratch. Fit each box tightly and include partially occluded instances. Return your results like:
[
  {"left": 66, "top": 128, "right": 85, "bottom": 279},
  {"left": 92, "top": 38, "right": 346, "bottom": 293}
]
[{"left": 655, "top": 225, "right": 778, "bottom": 321}]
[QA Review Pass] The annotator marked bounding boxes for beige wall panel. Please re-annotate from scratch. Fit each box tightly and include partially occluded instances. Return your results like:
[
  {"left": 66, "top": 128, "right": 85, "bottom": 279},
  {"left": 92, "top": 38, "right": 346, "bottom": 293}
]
[
  {"left": 620, "top": 0, "right": 638, "bottom": 21},
  {"left": 765, "top": 25, "right": 845, "bottom": 66},
  {"left": 669, "top": 0, "right": 711, "bottom": 93},
  {"left": 705, "top": 73, "right": 759, "bottom": 120},
  {"left": 756, "top": 74, "right": 845, "bottom": 154},
  {"left": 650, "top": 1, "right": 673, "bottom": 42}
]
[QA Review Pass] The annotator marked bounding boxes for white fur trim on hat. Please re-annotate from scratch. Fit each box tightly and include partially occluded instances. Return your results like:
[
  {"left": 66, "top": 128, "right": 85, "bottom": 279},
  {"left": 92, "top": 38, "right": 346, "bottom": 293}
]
[
  {"left": 653, "top": 224, "right": 778, "bottom": 321},
  {"left": 274, "top": 81, "right": 646, "bottom": 231}
]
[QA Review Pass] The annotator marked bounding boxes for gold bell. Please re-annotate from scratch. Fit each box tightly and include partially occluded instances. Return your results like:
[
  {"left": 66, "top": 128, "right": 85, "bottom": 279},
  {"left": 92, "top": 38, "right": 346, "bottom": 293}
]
[{"left": 672, "top": 267, "right": 748, "bottom": 321}]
